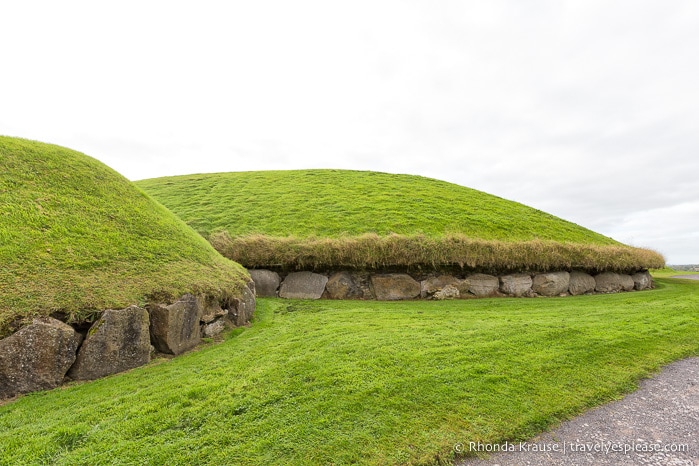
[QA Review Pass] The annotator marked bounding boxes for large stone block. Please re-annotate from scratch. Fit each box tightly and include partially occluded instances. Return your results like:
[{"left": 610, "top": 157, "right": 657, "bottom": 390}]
[
  {"left": 619, "top": 274, "right": 635, "bottom": 291},
  {"left": 595, "top": 272, "right": 632, "bottom": 293},
  {"left": 231, "top": 281, "right": 256, "bottom": 326},
  {"left": 467, "top": 273, "right": 499, "bottom": 297},
  {"left": 568, "top": 271, "right": 596, "bottom": 296},
  {"left": 371, "top": 274, "right": 421, "bottom": 300},
  {"left": 248, "top": 269, "right": 281, "bottom": 297},
  {"left": 421, "top": 275, "right": 460, "bottom": 298},
  {"left": 279, "top": 272, "right": 328, "bottom": 299},
  {"left": 326, "top": 272, "right": 363, "bottom": 299},
  {"left": 499, "top": 274, "right": 532, "bottom": 297},
  {"left": 532, "top": 272, "right": 570, "bottom": 296},
  {"left": 148, "top": 294, "right": 202, "bottom": 356},
  {"left": 68, "top": 306, "right": 151, "bottom": 381},
  {"left": 0, "top": 317, "right": 82, "bottom": 399},
  {"left": 632, "top": 271, "right": 653, "bottom": 290}
]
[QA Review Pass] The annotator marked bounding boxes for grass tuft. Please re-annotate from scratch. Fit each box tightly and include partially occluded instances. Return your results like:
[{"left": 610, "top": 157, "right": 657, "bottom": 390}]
[{"left": 210, "top": 232, "right": 664, "bottom": 273}]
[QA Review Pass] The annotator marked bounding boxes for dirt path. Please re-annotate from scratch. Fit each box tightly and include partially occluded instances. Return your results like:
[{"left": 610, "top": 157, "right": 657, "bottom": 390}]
[{"left": 456, "top": 357, "right": 699, "bottom": 465}]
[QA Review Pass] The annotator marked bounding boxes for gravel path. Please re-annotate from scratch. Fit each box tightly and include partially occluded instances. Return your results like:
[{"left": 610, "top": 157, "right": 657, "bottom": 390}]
[
  {"left": 672, "top": 275, "right": 699, "bottom": 280},
  {"left": 456, "top": 357, "right": 699, "bottom": 466}
]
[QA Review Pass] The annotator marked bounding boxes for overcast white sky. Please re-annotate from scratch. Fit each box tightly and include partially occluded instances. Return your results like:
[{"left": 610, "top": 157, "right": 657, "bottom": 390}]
[{"left": 2, "top": 1, "right": 698, "bottom": 264}]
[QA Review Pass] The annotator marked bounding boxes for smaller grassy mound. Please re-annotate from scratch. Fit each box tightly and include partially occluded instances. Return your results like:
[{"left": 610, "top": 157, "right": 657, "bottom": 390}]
[
  {"left": 0, "top": 137, "right": 249, "bottom": 337},
  {"left": 137, "top": 170, "right": 664, "bottom": 272}
]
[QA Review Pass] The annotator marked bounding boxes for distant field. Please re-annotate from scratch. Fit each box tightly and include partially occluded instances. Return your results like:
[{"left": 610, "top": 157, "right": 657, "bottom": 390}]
[
  {"left": 136, "top": 170, "right": 663, "bottom": 271},
  {"left": 2, "top": 278, "right": 696, "bottom": 465},
  {"left": 651, "top": 267, "right": 699, "bottom": 278}
]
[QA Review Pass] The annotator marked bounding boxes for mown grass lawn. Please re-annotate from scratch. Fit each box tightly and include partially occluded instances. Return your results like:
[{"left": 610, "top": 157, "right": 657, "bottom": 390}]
[{"left": 1, "top": 278, "right": 697, "bottom": 466}]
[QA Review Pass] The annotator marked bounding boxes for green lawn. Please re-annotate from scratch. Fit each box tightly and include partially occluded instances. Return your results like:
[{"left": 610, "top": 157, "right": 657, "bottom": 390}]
[
  {"left": 2, "top": 278, "right": 697, "bottom": 465},
  {"left": 0, "top": 137, "right": 249, "bottom": 337}
]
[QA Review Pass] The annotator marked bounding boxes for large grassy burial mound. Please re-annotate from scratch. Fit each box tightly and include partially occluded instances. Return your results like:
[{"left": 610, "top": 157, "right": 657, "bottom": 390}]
[
  {"left": 137, "top": 170, "right": 663, "bottom": 273},
  {"left": 0, "top": 137, "right": 250, "bottom": 338}
]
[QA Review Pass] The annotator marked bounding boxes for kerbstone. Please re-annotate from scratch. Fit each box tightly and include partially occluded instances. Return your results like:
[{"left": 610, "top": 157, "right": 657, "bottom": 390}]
[
  {"left": 0, "top": 317, "right": 82, "bottom": 399},
  {"left": 499, "top": 274, "right": 532, "bottom": 297},
  {"left": 248, "top": 269, "right": 281, "bottom": 297},
  {"left": 632, "top": 271, "right": 653, "bottom": 291},
  {"left": 279, "top": 272, "right": 328, "bottom": 299},
  {"left": 569, "top": 271, "right": 596, "bottom": 296},
  {"left": 326, "top": 272, "right": 363, "bottom": 299},
  {"left": 467, "top": 273, "right": 500, "bottom": 297},
  {"left": 68, "top": 306, "right": 150, "bottom": 381},
  {"left": 595, "top": 272, "right": 630, "bottom": 293},
  {"left": 532, "top": 272, "right": 570, "bottom": 296},
  {"left": 148, "top": 294, "right": 202, "bottom": 355},
  {"left": 371, "top": 274, "right": 421, "bottom": 300},
  {"left": 231, "top": 281, "right": 256, "bottom": 326}
]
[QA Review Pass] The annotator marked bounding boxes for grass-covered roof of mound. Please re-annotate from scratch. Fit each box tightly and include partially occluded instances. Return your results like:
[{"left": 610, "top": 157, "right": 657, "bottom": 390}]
[
  {"left": 0, "top": 137, "right": 250, "bottom": 337},
  {"left": 136, "top": 170, "right": 664, "bottom": 272}
]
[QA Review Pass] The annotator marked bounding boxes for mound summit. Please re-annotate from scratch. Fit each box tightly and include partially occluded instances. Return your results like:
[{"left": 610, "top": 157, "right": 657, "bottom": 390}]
[
  {"left": 0, "top": 137, "right": 250, "bottom": 337},
  {"left": 136, "top": 170, "right": 663, "bottom": 273}
]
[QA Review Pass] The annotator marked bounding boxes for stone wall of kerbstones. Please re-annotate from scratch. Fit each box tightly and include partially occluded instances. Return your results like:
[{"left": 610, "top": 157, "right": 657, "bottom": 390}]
[
  {"left": 249, "top": 269, "right": 654, "bottom": 301},
  {"left": 0, "top": 282, "right": 256, "bottom": 400}
]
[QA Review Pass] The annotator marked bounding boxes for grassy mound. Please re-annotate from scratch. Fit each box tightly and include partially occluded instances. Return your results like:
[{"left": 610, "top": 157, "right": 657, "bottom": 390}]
[
  {"left": 137, "top": 170, "right": 663, "bottom": 272},
  {"left": 0, "top": 137, "right": 249, "bottom": 337}
]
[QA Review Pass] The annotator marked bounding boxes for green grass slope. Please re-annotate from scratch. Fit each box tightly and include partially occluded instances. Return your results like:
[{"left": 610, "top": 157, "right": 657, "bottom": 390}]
[
  {"left": 2, "top": 279, "right": 697, "bottom": 465},
  {"left": 0, "top": 136, "right": 249, "bottom": 337},
  {"left": 136, "top": 170, "right": 617, "bottom": 242},
  {"left": 137, "top": 170, "right": 664, "bottom": 271}
]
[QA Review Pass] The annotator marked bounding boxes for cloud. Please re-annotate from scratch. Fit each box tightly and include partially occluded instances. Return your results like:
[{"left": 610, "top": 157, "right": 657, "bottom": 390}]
[{"left": 1, "top": 0, "right": 698, "bottom": 263}]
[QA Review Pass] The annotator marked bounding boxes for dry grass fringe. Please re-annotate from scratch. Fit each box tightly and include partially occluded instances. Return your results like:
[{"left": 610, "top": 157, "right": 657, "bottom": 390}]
[{"left": 209, "top": 232, "right": 665, "bottom": 273}]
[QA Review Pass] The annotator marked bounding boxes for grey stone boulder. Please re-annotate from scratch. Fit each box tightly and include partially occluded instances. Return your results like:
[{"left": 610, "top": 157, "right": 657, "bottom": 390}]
[
  {"left": 202, "top": 320, "right": 226, "bottom": 338},
  {"left": 568, "top": 271, "right": 596, "bottom": 296},
  {"left": 499, "top": 274, "right": 532, "bottom": 297},
  {"left": 595, "top": 272, "right": 632, "bottom": 293},
  {"left": 0, "top": 317, "right": 82, "bottom": 399},
  {"left": 532, "top": 272, "right": 570, "bottom": 296},
  {"left": 326, "top": 272, "right": 363, "bottom": 299},
  {"left": 421, "top": 275, "right": 460, "bottom": 298},
  {"left": 632, "top": 271, "right": 653, "bottom": 290},
  {"left": 619, "top": 274, "right": 635, "bottom": 291},
  {"left": 279, "top": 272, "right": 328, "bottom": 299},
  {"left": 68, "top": 306, "right": 151, "bottom": 381},
  {"left": 433, "top": 284, "right": 460, "bottom": 300},
  {"left": 467, "top": 274, "right": 500, "bottom": 297},
  {"left": 230, "top": 281, "right": 256, "bottom": 326},
  {"left": 371, "top": 274, "right": 421, "bottom": 300},
  {"left": 148, "top": 295, "right": 202, "bottom": 356},
  {"left": 248, "top": 269, "right": 281, "bottom": 297}
]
